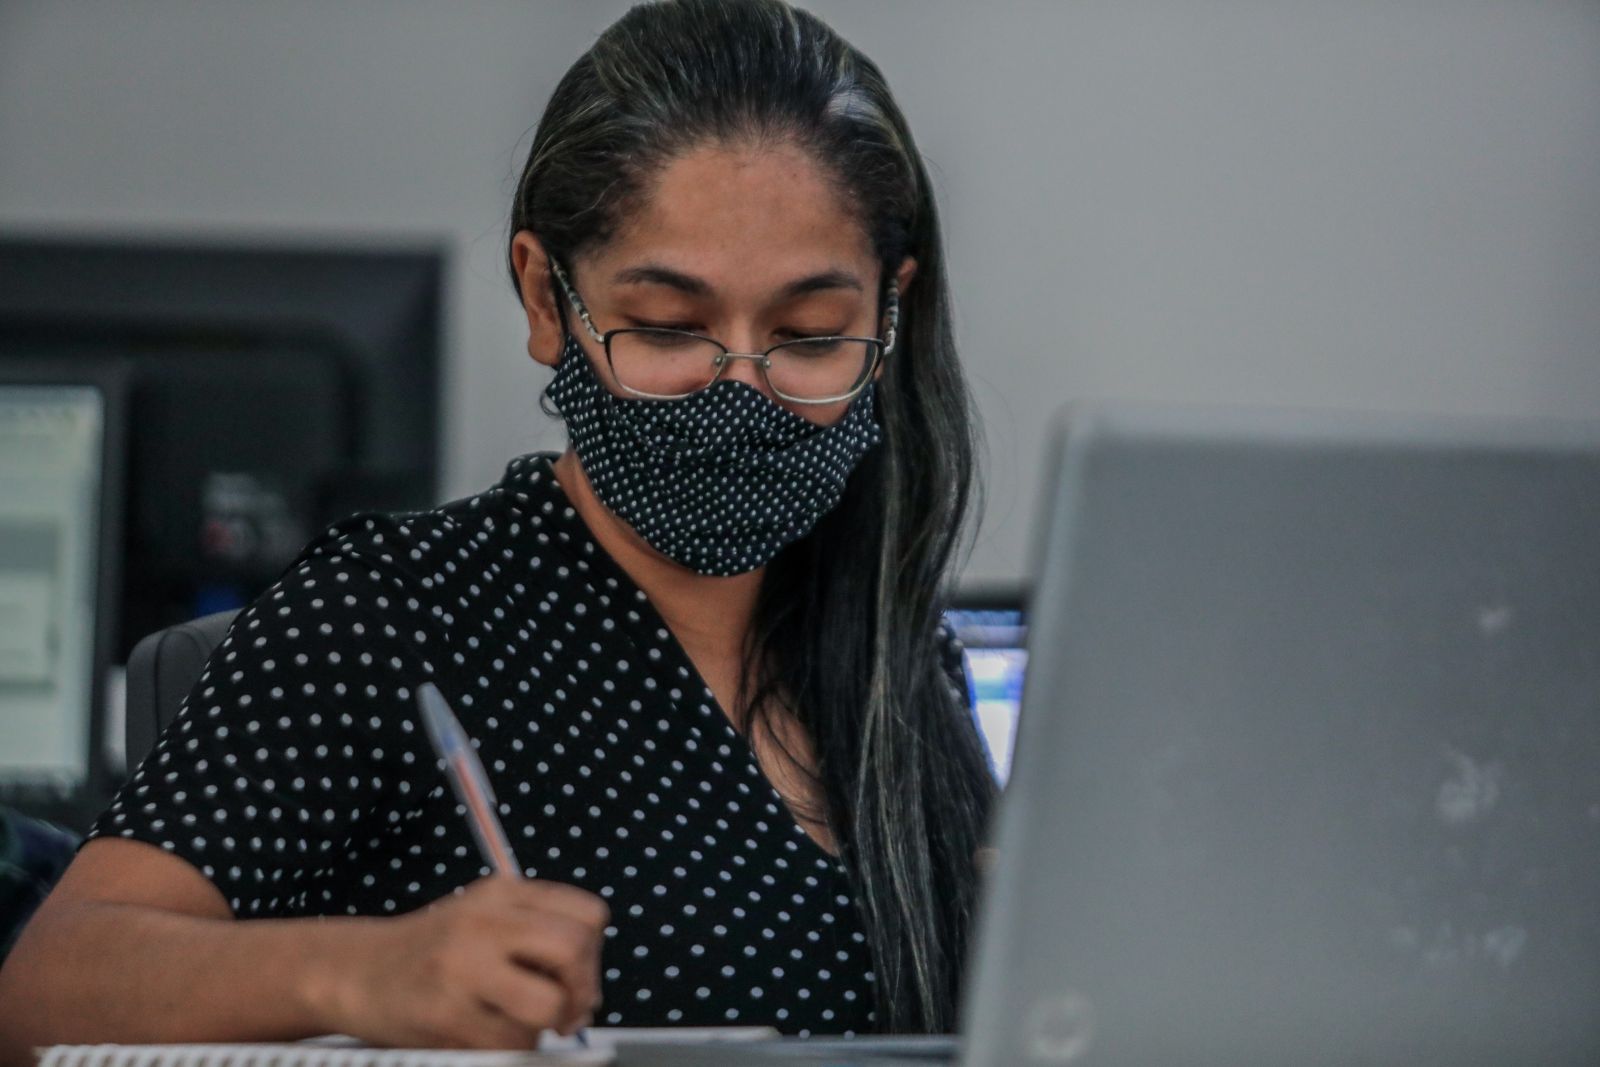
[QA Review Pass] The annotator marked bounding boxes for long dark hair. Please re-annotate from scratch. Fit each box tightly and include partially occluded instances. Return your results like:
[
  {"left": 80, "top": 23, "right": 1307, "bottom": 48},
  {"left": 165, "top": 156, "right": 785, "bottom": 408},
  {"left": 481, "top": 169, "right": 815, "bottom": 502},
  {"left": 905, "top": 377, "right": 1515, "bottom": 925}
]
[{"left": 506, "top": 0, "right": 996, "bottom": 1033}]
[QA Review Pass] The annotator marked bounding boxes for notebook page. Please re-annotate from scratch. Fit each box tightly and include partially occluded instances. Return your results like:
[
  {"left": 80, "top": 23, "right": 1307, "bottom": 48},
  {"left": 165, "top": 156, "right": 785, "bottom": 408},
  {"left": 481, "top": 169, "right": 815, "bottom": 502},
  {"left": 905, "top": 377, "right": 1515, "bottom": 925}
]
[
  {"left": 36, "top": 1027, "right": 778, "bottom": 1067},
  {"left": 35, "top": 1045, "right": 606, "bottom": 1067}
]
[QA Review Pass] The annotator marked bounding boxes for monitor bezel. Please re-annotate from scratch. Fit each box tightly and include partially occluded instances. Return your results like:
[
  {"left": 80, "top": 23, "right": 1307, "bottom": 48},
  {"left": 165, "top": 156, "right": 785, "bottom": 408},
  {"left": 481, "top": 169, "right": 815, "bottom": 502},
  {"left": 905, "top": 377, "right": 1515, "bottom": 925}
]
[{"left": 950, "top": 583, "right": 1029, "bottom": 617}]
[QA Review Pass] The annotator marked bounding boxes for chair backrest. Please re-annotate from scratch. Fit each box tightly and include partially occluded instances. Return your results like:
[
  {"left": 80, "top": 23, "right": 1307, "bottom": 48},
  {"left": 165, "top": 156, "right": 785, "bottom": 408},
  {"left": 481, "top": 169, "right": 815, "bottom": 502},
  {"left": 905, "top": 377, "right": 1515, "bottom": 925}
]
[{"left": 123, "top": 609, "right": 239, "bottom": 769}]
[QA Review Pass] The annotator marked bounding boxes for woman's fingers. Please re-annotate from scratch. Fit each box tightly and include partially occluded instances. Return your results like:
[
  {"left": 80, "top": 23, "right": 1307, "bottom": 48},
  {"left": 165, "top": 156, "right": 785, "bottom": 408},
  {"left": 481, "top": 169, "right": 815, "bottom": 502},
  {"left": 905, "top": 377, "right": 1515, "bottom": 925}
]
[
  {"left": 498, "top": 909, "right": 604, "bottom": 1023},
  {"left": 474, "top": 962, "right": 572, "bottom": 1037},
  {"left": 503, "top": 878, "right": 611, "bottom": 932}
]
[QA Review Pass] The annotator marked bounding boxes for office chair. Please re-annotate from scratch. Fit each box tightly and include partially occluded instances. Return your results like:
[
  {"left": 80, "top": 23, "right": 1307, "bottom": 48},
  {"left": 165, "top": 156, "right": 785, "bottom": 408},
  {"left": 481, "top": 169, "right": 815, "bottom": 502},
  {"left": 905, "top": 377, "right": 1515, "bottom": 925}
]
[{"left": 123, "top": 610, "right": 239, "bottom": 769}]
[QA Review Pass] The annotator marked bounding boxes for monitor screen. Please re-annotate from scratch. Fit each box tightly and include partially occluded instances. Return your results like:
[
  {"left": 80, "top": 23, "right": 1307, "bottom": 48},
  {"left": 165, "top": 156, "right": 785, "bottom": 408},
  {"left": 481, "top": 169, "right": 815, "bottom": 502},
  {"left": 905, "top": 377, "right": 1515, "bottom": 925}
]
[
  {"left": 0, "top": 384, "right": 106, "bottom": 796},
  {"left": 947, "top": 605, "right": 1027, "bottom": 783}
]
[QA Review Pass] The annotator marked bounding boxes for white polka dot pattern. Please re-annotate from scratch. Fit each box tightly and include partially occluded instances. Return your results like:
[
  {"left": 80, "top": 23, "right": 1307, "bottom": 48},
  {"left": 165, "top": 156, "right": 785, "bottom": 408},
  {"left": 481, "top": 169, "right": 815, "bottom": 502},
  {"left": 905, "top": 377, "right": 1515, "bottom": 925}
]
[
  {"left": 546, "top": 333, "right": 882, "bottom": 577},
  {"left": 87, "top": 452, "right": 971, "bottom": 1036}
]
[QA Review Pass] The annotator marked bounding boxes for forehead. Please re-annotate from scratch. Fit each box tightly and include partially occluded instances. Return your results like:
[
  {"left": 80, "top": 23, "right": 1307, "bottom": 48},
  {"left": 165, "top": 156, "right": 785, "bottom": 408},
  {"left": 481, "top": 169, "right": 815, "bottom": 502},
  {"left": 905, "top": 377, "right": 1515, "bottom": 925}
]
[{"left": 591, "top": 139, "right": 877, "bottom": 296}]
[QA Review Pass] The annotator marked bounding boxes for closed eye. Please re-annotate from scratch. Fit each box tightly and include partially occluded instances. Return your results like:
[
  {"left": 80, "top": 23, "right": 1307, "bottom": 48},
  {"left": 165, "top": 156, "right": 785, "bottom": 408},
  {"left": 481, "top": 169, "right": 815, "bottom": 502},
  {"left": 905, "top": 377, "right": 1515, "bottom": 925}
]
[
  {"left": 630, "top": 321, "right": 844, "bottom": 341},
  {"left": 778, "top": 329, "right": 846, "bottom": 340}
]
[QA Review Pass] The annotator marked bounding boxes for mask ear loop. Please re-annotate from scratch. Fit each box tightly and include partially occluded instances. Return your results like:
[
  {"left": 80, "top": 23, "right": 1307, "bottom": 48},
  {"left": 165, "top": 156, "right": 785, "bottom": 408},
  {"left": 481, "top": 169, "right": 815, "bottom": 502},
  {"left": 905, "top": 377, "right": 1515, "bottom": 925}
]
[
  {"left": 849, "top": 272, "right": 899, "bottom": 425},
  {"left": 536, "top": 263, "right": 573, "bottom": 421},
  {"left": 881, "top": 275, "right": 901, "bottom": 359},
  {"left": 547, "top": 255, "right": 640, "bottom": 435}
]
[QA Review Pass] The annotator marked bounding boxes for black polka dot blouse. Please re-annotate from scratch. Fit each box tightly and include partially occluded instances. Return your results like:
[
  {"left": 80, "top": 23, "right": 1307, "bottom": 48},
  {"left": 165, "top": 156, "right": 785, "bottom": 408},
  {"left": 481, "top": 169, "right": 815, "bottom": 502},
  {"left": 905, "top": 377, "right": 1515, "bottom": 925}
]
[{"left": 87, "top": 451, "right": 974, "bottom": 1037}]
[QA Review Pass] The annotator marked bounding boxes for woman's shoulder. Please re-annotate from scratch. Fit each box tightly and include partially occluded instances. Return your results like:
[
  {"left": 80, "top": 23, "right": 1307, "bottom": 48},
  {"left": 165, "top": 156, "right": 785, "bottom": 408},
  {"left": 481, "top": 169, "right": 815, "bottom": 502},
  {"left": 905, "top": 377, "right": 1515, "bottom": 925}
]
[
  {"left": 284, "top": 451, "right": 567, "bottom": 587},
  {"left": 207, "top": 451, "right": 571, "bottom": 677}
]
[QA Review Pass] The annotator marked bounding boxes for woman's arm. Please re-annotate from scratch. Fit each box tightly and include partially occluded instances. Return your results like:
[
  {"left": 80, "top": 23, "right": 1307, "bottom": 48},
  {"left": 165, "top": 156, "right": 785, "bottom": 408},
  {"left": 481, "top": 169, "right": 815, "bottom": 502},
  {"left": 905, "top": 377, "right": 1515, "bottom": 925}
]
[
  {"left": 0, "top": 839, "right": 607, "bottom": 1065},
  {"left": 0, "top": 839, "right": 345, "bottom": 1058}
]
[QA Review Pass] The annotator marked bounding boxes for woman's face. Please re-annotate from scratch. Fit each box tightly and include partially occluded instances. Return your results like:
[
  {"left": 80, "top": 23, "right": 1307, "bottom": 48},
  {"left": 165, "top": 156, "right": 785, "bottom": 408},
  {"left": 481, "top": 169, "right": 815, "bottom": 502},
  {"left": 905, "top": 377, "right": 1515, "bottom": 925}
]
[{"left": 514, "top": 138, "right": 917, "bottom": 426}]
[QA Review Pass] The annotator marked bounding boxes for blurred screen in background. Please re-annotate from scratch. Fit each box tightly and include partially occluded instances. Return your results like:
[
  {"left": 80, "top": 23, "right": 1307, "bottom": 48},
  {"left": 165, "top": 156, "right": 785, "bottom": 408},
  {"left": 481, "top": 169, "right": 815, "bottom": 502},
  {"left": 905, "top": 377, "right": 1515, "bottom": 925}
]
[{"left": 0, "top": 385, "right": 104, "bottom": 797}]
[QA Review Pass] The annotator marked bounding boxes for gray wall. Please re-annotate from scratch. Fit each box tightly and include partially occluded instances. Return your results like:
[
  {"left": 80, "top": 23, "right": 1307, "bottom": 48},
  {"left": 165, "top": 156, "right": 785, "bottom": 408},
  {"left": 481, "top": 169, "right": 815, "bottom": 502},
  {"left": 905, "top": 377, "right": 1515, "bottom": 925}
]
[{"left": 2, "top": 0, "right": 1596, "bottom": 584}]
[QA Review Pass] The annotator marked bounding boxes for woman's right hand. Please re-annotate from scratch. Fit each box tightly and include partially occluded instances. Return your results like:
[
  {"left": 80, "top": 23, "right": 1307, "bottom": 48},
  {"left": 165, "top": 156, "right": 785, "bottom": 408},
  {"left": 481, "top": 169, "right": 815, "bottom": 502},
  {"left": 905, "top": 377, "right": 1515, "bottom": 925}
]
[{"left": 317, "top": 875, "right": 610, "bottom": 1049}]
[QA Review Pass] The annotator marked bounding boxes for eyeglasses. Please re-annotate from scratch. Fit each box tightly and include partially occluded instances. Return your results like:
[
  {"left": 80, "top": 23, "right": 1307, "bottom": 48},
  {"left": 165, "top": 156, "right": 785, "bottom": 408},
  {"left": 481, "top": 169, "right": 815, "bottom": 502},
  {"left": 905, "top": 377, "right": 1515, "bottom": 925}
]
[{"left": 547, "top": 256, "right": 898, "bottom": 405}]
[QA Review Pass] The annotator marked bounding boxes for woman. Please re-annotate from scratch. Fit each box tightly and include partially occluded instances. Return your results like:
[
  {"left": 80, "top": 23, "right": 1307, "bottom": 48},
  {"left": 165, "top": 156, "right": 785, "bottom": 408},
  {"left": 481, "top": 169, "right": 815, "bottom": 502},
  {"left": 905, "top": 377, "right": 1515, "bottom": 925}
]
[{"left": 0, "top": 0, "right": 996, "bottom": 1052}]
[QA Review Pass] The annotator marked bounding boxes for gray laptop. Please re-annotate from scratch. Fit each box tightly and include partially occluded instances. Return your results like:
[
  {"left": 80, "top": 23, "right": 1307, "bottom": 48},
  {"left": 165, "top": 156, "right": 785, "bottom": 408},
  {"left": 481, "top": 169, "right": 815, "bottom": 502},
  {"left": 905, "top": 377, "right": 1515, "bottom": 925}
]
[{"left": 622, "top": 402, "right": 1600, "bottom": 1066}]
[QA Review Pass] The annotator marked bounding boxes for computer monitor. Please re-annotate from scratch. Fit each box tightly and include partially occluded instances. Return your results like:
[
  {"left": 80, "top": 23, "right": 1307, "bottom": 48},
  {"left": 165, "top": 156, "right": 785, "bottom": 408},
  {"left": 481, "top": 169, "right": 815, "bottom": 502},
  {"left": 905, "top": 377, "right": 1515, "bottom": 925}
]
[
  {"left": 0, "top": 359, "right": 126, "bottom": 825},
  {"left": 948, "top": 589, "right": 1028, "bottom": 782},
  {"left": 0, "top": 236, "right": 443, "bottom": 660}
]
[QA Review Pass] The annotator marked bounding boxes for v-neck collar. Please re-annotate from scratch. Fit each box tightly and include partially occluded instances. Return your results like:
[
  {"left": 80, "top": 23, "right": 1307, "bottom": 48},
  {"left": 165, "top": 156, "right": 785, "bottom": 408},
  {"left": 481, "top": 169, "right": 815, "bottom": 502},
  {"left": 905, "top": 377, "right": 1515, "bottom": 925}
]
[{"left": 508, "top": 451, "right": 849, "bottom": 871}]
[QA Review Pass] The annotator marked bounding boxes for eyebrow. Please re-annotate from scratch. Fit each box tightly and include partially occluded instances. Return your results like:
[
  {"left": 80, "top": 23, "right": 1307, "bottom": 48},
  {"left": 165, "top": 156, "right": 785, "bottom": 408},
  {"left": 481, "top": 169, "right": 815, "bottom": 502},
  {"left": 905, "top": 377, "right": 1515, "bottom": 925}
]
[{"left": 610, "top": 263, "right": 863, "bottom": 300}]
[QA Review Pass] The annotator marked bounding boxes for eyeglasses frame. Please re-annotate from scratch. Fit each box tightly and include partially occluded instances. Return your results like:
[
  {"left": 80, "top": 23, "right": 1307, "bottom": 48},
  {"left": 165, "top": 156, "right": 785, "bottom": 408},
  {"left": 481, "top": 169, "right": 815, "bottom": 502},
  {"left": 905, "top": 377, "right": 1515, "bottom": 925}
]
[{"left": 546, "top": 255, "right": 899, "bottom": 405}]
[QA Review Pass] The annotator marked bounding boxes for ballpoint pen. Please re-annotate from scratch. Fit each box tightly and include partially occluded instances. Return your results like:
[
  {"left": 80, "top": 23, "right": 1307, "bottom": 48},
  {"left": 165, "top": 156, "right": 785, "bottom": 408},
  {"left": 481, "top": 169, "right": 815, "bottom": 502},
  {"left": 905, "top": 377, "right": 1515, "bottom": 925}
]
[{"left": 416, "top": 681, "right": 591, "bottom": 1048}]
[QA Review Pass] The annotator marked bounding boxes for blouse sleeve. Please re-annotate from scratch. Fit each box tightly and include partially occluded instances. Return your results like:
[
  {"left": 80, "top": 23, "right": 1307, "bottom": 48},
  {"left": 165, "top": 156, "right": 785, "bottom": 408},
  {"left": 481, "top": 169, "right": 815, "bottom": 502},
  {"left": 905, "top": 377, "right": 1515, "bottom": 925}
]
[{"left": 85, "top": 515, "right": 447, "bottom": 918}]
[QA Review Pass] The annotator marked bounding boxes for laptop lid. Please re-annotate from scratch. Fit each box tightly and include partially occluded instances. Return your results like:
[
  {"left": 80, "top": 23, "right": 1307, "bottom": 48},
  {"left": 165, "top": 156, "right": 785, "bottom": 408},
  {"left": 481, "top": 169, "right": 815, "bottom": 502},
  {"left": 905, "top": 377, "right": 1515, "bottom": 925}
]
[{"left": 959, "top": 403, "right": 1600, "bottom": 1067}]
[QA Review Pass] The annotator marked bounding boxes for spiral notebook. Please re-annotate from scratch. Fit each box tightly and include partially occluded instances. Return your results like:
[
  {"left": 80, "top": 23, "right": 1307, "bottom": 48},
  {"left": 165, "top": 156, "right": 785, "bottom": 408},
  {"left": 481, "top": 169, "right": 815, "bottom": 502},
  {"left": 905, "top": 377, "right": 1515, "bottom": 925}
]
[{"left": 35, "top": 1028, "right": 778, "bottom": 1067}]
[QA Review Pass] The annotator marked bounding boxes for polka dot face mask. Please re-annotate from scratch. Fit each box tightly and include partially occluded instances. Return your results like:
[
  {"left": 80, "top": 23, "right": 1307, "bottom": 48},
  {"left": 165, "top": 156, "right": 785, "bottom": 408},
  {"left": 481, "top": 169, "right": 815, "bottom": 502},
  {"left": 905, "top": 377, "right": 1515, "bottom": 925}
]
[{"left": 546, "top": 331, "right": 884, "bottom": 576}]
